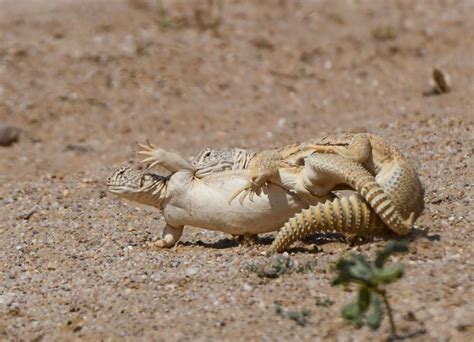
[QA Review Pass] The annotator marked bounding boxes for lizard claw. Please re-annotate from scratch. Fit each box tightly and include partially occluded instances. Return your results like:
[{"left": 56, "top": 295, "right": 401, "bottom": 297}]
[
  {"left": 247, "top": 182, "right": 263, "bottom": 202},
  {"left": 239, "top": 188, "right": 250, "bottom": 205},
  {"left": 137, "top": 140, "right": 158, "bottom": 155},
  {"left": 228, "top": 181, "right": 264, "bottom": 205},
  {"left": 228, "top": 184, "right": 250, "bottom": 205},
  {"left": 229, "top": 183, "right": 254, "bottom": 205},
  {"left": 146, "top": 139, "right": 157, "bottom": 149}
]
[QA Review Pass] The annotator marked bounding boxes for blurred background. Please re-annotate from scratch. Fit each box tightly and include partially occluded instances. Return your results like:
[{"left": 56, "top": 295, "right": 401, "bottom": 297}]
[{"left": 1, "top": 0, "right": 472, "bottom": 177}]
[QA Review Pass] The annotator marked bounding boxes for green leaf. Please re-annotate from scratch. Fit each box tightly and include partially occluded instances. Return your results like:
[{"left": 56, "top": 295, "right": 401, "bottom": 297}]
[
  {"left": 334, "top": 241, "right": 408, "bottom": 332},
  {"left": 341, "top": 287, "right": 372, "bottom": 328},
  {"left": 342, "top": 300, "right": 361, "bottom": 325},
  {"left": 375, "top": 263, "right": 405, "bottom": 284},
  {"left": 332, "top": 272, "right": 351, "bottom": 286},
  {"left": 332, "top": 257, "right": 356, "bottom": 285},
  {"left": 367, "top": 292, "right": 383, "bottom": 330},
  {"left": 358, "top": 287, "right": 371, "bottom": 312},
  {"left": 335, "top": 258, "right": 356, "bottom": 270},
  {"left": 375, "top": 241, "right": 408, "bottom": 268},
  {"left": 348, "top": 256, "right": 374, "bottom": 284},
  {"left": 333, "top": 254, "right": 374, "bottom": 286}
]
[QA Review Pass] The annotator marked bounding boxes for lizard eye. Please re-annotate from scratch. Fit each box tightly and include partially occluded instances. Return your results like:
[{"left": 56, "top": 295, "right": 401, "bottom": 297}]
[{"left": 199, "top": 151, "right": 211, "bottom": 159}]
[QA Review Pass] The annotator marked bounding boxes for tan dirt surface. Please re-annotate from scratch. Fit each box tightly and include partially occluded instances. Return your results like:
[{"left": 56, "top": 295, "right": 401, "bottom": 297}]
[{"left": 1, "top": 0, "right": 473, "bottom": 340}]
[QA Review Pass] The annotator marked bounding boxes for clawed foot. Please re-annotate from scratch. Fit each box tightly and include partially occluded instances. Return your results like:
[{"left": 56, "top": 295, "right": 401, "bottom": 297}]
[
  {"left": 229, "top": 177, "right": 313, "bottom": 206},
  {"left": 144, "top": 239, "right": 178, "bottom": 250},
  {"left": 144, "top": 240, "right": 165, "bottom": 249},
  {"left": 233, "top": 234, "right": 260, "bottom": 246},
  {"left": 136, "top": 141, "right": 193, "bottom": 172},
  {"left": 137, "top": 140, "right": 164, "bottom": 169},
  {"left": 228, "top": 181, "right": 265, "bottom": 205}
]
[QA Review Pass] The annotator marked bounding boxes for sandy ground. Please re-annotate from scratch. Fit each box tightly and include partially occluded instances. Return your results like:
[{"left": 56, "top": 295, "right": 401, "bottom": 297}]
[{"left": 0, "top": 0, "right": 473, "bottom": 340}]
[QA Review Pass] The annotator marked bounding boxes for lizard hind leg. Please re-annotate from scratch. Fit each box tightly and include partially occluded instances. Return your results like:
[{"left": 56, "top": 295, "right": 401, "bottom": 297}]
[
  {"left": 304, "top": 153, "right": 412, "bottom": 236},
  {"left": 294, "top": 155, "right": 340, "bottom": 197},
  {"left": 233, "top": 234, "right": 260, "bottom": 246}
]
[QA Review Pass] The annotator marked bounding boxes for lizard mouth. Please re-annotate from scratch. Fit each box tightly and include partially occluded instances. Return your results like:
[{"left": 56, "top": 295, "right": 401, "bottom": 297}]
[
  {"left": 106, "top": 179, "right": 157, "bottom": 194},
  {"left": 107, "top": 185, "right": 134, "bottom": 194}
]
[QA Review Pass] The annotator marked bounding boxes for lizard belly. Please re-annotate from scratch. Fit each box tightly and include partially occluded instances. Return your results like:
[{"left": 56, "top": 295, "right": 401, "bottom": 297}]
[{"left": 163, "top": 174, "right": 321, "bottom": 235}]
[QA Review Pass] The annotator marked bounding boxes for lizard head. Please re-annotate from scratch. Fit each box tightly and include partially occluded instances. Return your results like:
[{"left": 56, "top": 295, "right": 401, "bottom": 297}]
[{"left": 106, "top": 165, "right": 167, "bottom": 208}]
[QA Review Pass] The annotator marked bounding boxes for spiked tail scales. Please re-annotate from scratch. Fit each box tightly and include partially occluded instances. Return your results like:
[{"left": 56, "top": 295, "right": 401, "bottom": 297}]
[
  {"left": 376, "top": 161, "right": 425, "bottom": 222},
  {"left": 306, "top": 153, "right": 413, "bottom": 236},
  {"left": 270, "top": 193, "right": 384, "bottom": 252}
]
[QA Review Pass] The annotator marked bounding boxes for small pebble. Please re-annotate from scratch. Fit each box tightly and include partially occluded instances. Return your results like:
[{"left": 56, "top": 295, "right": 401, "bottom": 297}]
[
  {"left": 185, "top": 267, "right": 199, "bottom": 277},
  {"left": 242, "top": 283, "right": 253, "bottom": 291},
  {"left": 432, "top": 68, "right": 451, "bottom": 94},
  {"left": 0, "top": 125, "right": 20, "bottom": 146}
]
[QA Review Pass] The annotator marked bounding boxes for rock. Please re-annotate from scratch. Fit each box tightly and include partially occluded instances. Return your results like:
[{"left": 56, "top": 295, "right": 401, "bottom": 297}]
[
  {"left": 185, "top": 267, "right": 199, "bottom": 277},
  {"left": 424, "top": 67, "right": 451, "bottom": 96},
  {"left": 431, "top": 68, "right": 451, "bottom": 94},
  {"left": 250, "top": 37, "right": 274, "bottom": 50},
  {"left": 242, "top": 283, "right": 253, "bottom": 291},
  {"left": 0, "top": 125, "right": 20, "bottom": 146}
]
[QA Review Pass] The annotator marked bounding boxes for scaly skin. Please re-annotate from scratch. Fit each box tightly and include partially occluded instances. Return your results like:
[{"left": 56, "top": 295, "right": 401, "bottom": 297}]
[
  {"left": 270, "top": 133, "right": 425, "bottom": 251},
  {"left": 271, "top": 192, "right": 385, "bottom": 252},
  {"left": 106, "top": 164, "right": 329, "bottom": 248},
  {"left": 232, "top": 134, "right": 423, "bottom": 233},
  {"left": 299, "top": 133, "right": 425, "bottom": 227},
  {"left": 270, "top": 153, "right": 410, "bottom": 252},
  {"left": 227, "top": 144, "right": 327, "bottom": 203},
  {"left": 299, "top": 152, "right": 416, "bottom": 234},
  {"left": 133, "top": 134, "right": 424, "bottom": 251},
  {"left": 192, "top": 147, "right": 256, "bottom": 177},
  {"left": 137, "top": 141, "right": 257, "bottom": 177},
  {"left": 138, "top": 142, "right": 309, "bottom": 204}
]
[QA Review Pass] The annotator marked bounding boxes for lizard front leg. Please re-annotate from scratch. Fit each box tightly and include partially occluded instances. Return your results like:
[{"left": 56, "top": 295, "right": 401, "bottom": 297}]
[
  {"left": 228, "top": 150, "right": 287, "bottom": 204},
  {"left": 146, "top": 224, "right": 184, "bottom": 249},
  {"left": 137, "top": 141, "right": 193, "bottom": 173}
]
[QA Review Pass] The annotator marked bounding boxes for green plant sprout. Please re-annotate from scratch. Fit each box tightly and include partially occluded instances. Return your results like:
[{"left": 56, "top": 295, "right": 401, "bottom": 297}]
[
  {"left": 156, "top": 0, "right": 171, "bottom": 28},
  {"left": 275, "top": 304, "right": 311, "bottom": 327},
  {"left": 247, "top": 255, "right": 317, "bottom": 279},
  {"left": 332, "top": 241, "right": 409, "bottom": 337}
]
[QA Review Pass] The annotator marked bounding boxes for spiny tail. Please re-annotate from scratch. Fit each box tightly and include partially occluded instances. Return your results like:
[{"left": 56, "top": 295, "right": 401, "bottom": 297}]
[
  {"left": 311, "top": 153, "right": 414, "bottom": 236},
  {"left": 270, "top": 194, "right": 384, "bottom": 253},
  {"left": 345, "top": 164, "right": 414, "bottom": 236}
]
